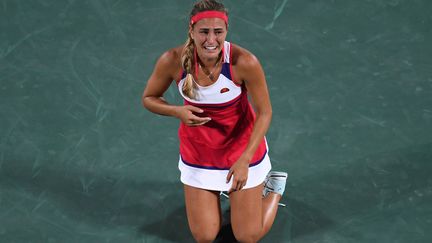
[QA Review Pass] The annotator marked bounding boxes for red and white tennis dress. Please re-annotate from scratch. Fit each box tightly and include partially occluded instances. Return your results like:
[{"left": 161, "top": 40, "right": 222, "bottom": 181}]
[{"left": 176, "top": 41, "right": 271, "bottom": 191}]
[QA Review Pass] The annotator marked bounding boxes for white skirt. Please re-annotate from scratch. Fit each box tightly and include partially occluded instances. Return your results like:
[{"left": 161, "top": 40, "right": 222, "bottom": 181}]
[{"left": 178, "top": 153, "right": 272, "bottom": 192}]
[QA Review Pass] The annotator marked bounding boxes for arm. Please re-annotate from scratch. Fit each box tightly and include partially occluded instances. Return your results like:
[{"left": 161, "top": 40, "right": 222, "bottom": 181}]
[
  {"left": 142, "top": 49, "right": 211, "bottom": 126},
  {"left": 238, "top": 53, "right": 272, "bottom": 161},
  {"left": 142, "top": 49, "right": 180, "bottom": 116},
  {"left": 227, "top": 47, "right": 272, "bottom": 192}
]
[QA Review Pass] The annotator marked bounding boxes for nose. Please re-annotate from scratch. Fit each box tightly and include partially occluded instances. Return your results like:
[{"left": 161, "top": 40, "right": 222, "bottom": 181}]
[{"left": 206, "top": 31, "right": 216, "bottom": 43}]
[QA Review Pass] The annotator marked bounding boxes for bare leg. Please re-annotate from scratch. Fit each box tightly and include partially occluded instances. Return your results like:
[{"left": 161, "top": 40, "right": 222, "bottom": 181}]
[
  {"left": 229, "top": 184, "right": 282, "bottom": 242},
  {"left": 261, "top": 191, "right": 282, "bottom": 237},
  {"left": 184, "top": 185, "right": 222, "bottom": 243}
]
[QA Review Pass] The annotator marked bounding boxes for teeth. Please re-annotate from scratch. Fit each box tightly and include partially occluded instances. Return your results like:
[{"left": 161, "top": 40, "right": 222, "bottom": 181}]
[{"left": 205, "top": 46, "right": 216, "bottom": 50}]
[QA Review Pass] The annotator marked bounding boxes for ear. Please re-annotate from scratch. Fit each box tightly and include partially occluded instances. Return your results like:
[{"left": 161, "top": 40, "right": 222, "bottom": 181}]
[{"left": 189, "top": 25, "right": 194, "bottom": 40}]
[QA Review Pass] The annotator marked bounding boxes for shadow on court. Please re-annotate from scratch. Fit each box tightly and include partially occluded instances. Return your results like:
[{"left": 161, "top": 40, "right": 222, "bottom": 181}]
[
  {"left": 0, "top": 158, "right": 335, "bottom": 242},
  {"left": 0, "top": 142, "right": 430, "bottom": 242},
  {"left": 139, "top": 206, "right": 238, "bottom": 242}
]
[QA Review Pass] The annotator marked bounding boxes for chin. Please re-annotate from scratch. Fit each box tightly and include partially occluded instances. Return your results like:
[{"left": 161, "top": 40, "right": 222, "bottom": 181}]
[
  {"left": 203, "top": 49, "right": 221, "bottom": 58},
  {"left": 208, "top": 52, "right": 220, "bottom": 58}
]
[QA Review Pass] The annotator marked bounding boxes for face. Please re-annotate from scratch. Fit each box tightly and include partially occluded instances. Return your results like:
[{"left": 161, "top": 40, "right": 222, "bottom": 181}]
[{"left": 190, "top": 18, "right": 227, "bottom": 61}]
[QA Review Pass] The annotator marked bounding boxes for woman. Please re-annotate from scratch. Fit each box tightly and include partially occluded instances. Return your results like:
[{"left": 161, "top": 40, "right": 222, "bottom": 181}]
[{"left": 142, "top": 1, "right": 287, "bottom": 242}]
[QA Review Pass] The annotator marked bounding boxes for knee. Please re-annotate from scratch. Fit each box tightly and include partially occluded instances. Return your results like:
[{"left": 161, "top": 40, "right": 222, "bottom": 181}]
[
  {"left": 233, "top": 230, "right": 261, "bottom": 243},
  {"left": 191, "top": 229, "right": 219, "bottom": 243}
]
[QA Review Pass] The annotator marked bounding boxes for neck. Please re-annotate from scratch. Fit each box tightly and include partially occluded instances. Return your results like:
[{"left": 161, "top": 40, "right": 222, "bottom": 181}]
[
  {"left": 193, "top": 48, "right": 222, "bottom": 80},
  {"left": 197, "top": 53, "right": 221, "bottom": 69}
]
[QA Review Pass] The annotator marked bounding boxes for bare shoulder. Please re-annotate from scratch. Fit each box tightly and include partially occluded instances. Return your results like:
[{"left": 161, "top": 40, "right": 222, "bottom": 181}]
[
  {"left": 231, "top": 44, "right": 260, "bottom": 66},
  {"left": 158, "top": 45, "right": 183, "bottom": 69},
  {"left": 231, "top": 43, "right": 263, "bottom": 82},
  {"left": 154, "top": 45, "right": 184, "bottom": 80}
]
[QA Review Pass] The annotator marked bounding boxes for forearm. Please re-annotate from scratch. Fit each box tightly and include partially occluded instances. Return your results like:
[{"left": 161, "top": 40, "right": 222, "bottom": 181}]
[
  {"left": 241, "top": 110, "right": 272, "bottom": 162},
  {"left": 142, "top": 96, "right": 179, "bottom": 118}
]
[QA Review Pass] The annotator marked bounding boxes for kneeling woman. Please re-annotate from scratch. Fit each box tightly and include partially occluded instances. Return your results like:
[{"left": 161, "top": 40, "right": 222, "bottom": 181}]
[{"left": 142, "top": 1, "right": 287, "bottom": 242}]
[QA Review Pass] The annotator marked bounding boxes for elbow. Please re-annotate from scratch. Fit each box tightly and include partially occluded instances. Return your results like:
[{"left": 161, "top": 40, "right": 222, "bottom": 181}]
[
  {"left": 266, "top": 108, "right": 273, "bottom": 122},
  {"left": 257, "top": 107, "right": 272, "bottom": 121},
  {"left": 142, "top": 95, "right": 166, "bottom": 112},
  {"left": 142, "top": 94, "right": 151, "bottom": 110},
  {"left": 141, "top": 94, "right": 147, "bottom": 108}
]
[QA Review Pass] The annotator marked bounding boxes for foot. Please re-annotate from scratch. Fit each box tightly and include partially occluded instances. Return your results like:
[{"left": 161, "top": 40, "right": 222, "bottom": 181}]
[{"left": 263, "top": 171, "right": 288, "bottom": 197}]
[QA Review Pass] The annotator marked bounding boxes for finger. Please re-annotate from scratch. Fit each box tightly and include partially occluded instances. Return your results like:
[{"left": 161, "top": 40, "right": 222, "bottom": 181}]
[
  {"left": 189, "top": 114, "right": 211, "bottom": 122},
  {"left": 185, "top": 116, "right": 211, "bottom": 126},
  {"left": 226, "top": 170, "right": 233, "bottom": 183},
  {"left": 228, "top": 181, "right": 237, "bottom": 194},
  {"left": 241, "top": 182, "right": 247, "bottom": 190},
  {"left": 185, "top": 105, "right": 204, "bottom": 113},
  {"left": 236, "top": 180, "right": 244, "bottom": 191},
  {"left": 241, "top": 181, "right": 247, "bottom": 190},
  {"left": 189, "top": 119, "right": 211, "bottom": 126},
  {"left": 186, "top": 115, "right": 211, "bottom": 126}
]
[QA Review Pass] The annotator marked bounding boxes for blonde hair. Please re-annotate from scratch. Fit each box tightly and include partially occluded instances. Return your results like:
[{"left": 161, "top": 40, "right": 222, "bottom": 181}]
[
  {"left": 181, "top": 35, "right": 197, "bottom": 99},
  {"left": 180, "top": 0, "right": 228, "bottom": 99}
]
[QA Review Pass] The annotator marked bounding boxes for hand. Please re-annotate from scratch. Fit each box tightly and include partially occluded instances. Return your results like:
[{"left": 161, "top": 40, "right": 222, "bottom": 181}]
[
  {"left": 175, "top": 105, "right": 211, "bottom": 126},
  {"left": 226, "top": 156, "right": 250, "bottom": 194}
]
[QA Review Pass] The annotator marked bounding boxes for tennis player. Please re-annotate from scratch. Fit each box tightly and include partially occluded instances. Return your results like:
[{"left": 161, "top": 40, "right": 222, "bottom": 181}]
[{"left": 142, "top": 1, "right": 288, "bottom": 242}]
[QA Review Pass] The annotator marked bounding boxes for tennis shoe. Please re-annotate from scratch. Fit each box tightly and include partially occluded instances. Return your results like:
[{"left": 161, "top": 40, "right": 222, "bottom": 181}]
[{"left": 263, "top": 171, "right": 288, "bottom": 197}]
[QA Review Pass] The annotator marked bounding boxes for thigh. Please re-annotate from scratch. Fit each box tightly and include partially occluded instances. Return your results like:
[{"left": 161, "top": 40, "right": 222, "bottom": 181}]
[
  {"left": 184, "top": 185, "right": 222, "bottom": 238},
  {"left": 229, "top": 184, "right": 264, "bottom": 239}
]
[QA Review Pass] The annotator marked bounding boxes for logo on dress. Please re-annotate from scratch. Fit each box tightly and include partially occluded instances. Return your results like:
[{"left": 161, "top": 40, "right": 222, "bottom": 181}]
[{"left": 220, "top": 87, "right": 230, "bottom": 93}]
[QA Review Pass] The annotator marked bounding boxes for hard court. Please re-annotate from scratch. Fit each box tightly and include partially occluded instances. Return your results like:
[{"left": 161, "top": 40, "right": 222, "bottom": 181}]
[{"left": 0, "top": 0, "right": 431, "bottom": 242}]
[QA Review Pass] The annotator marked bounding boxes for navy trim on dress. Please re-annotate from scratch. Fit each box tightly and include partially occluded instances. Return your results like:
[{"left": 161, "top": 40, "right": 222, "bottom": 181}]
[{"left": 180, "top": 149, "right": 267, "bottom": 170}]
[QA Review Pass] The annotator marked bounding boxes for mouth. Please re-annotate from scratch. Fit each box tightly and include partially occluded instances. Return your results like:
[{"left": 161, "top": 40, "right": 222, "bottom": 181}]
[{"left": 204, "top": 45, "right": 218, "bottom": 51}]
